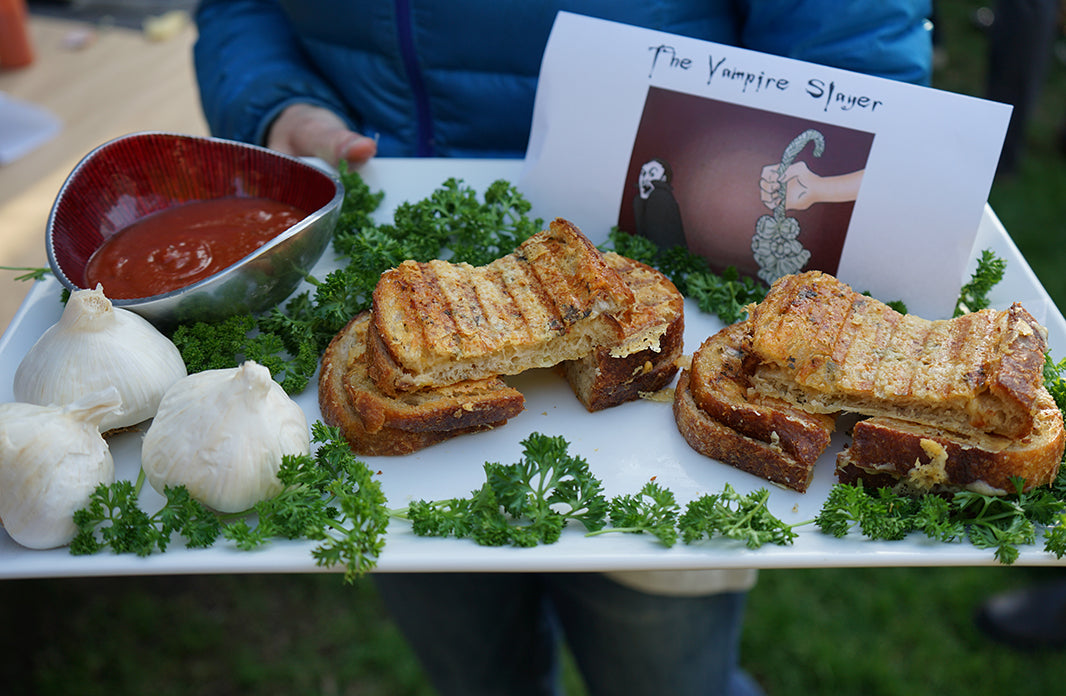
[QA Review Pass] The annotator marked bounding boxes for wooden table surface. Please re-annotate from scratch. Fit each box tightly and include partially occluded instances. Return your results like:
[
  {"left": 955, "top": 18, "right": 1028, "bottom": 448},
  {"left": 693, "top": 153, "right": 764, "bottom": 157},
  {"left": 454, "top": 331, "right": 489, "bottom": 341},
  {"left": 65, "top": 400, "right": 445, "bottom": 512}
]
[{"left": 0, "top": 13, "right": 207, "bottom": 336}]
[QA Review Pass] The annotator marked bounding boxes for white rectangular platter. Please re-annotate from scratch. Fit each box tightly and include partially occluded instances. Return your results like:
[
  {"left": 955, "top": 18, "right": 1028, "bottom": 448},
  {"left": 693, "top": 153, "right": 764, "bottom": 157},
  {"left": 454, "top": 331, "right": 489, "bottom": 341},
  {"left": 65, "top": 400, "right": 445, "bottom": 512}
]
[{"left": 1, "top": 158, "right": 1064, "bottom": 579}]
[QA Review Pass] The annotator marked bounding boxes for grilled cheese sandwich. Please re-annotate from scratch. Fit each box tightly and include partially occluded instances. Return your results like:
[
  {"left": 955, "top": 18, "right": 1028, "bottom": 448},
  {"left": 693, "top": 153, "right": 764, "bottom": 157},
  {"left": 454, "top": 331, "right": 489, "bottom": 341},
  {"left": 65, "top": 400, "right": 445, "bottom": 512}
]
[
  {"left": 366, "top": 218, "right": 644, "bottom": 395},
  {"left": 675, "top": 271, "right": 1063, "bottom": 494}
]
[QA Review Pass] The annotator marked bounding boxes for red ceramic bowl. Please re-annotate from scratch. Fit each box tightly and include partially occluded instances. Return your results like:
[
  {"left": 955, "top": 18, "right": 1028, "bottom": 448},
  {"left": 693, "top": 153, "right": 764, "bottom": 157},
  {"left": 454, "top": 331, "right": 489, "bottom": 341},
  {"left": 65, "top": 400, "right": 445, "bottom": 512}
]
[{"left": 47, "top": 131, "right": 343, "bottom": 327}]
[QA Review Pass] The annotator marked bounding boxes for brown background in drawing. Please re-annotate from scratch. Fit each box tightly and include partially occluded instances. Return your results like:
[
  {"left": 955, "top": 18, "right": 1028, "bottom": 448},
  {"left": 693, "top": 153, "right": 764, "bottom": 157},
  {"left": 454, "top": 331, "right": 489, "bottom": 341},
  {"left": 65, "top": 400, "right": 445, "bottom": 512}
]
[{"left": 618, "top": 87, "right": 875, "bottom": 280}]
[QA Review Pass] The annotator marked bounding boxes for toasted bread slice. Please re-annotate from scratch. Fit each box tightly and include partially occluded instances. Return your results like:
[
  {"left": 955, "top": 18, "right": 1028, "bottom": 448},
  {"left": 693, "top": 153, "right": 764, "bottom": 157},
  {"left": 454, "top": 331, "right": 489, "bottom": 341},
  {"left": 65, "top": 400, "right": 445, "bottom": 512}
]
[
  {"left": 562, "top": 253, "right": 685, "bottom": 411},
  {"left": 318, "top": 312, "right": 524, "bottom": 456},
  {"left": 366, "top": 218, "right": 638, "bottom": 395},
  {"left": 835, "top": 388, "right": 1064, "bottom": 495},
  {"left": 674, "top": 370, "right": 818, "bottom": 493},
  {"left": 688, "top": 321, "right": 836, "bottom": 466},
  {"left": 748, "top": 271, "right": 1048, "bottom": 441},
  {"left": 344, "top": 316, "right": 524, "bottom": 434}
]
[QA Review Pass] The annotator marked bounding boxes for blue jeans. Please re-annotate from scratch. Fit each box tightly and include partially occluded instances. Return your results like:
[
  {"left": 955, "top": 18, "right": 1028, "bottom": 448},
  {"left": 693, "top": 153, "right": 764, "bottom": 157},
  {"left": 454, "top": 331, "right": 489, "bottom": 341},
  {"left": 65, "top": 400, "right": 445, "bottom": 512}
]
[{"left": 371, "top": 572, "right": 762, "bottom": 696}]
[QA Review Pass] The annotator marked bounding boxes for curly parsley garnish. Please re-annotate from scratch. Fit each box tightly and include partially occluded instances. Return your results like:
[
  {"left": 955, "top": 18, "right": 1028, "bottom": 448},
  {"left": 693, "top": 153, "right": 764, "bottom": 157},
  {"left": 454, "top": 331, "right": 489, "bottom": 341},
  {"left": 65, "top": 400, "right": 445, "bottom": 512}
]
[
  {"left": 395, "top": 433, "right": 608, "bottom": 547},
  {"left": 395, "top": 435, "right": 800, "bottom": 553},
  {"left": 955, "top": 248, "right": 1008, "bottom": 317},
  {"left": 816, "top": 472, "right": 1066, "bottom": 565},
  {"left": 592, "top": 480, "right": 681, "bottom": 547},
  {"left": 71, "top": 422, "right": 387, "bottom": 582},
  {"left": 681, "top": 485, "right": 803, "bottom": 549}
]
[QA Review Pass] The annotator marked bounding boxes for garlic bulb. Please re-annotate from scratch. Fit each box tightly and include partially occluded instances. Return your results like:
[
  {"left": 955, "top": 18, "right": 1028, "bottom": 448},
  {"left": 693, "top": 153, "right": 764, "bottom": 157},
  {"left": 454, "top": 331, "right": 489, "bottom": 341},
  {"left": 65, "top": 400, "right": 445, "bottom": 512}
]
[
  {"left": 141, "top": 361, "right": 310, "bottom": 513},
  {"left": 0, "top": 388, "right": 120, "bottom": 549},
  {"left": 13, "top": 286, "right": 187, "bottom": 432}
]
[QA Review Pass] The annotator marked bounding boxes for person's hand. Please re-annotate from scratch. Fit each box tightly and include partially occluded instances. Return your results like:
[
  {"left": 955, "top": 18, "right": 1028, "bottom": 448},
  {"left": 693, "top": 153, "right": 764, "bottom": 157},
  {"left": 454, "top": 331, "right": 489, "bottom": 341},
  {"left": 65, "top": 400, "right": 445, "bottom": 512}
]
[
  {"left": 759, "top": 162, "right": 864, "bottom": 212},
  {"left": 759, "top": 161, "right": 818, "bottom": 211},
  {"left": 267, "top": 103, "right": 377, "bottom": 166}
]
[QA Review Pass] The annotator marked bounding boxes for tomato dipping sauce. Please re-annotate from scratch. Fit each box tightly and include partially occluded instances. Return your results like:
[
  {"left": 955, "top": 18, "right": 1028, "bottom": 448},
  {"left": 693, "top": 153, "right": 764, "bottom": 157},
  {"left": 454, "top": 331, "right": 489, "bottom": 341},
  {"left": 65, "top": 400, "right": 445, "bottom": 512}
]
[{"left": 85, "top": 196, "right": 307, "bottom": 299}]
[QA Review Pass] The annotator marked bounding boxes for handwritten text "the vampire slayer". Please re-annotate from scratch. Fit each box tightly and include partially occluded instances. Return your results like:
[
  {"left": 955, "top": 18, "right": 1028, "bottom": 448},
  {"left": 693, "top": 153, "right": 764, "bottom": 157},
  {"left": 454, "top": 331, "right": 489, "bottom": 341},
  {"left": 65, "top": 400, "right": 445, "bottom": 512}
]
[{"left": 647, "top": 45, "right": 884, "bottom": 113}]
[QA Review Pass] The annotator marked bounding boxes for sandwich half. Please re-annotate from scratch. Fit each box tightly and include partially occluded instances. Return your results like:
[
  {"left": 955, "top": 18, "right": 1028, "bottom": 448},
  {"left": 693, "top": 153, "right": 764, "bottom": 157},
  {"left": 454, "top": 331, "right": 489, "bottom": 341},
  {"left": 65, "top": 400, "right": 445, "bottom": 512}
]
[
  {"left": 835, "top": 388, "right": 1064, "bottom": 495},
  {"left": 674, "top": 271, "right": 1063, "bottom": 495},
  {"left": 366, "top": 218, "right": 642, "bottom": 395},
  {"left": 562, "top": 252, "right": 685, "bottom": 411},
  {"left": 319, "top": 312, "right": 524, "bottom": 456},
  {"left": 747, "top": 271, "right": 1049, "bottom": 442},
  {"left": 674, "top": 321, "right": 835, "bottom": 492}
]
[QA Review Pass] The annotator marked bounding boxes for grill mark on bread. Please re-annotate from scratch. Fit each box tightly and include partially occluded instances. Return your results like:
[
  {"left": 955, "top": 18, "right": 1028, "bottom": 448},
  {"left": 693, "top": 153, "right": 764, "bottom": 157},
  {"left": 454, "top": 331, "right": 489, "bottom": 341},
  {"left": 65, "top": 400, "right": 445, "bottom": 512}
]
[
  {"left": 415, "top": 261, "right": 459, "bottom": 356},
  {"left": 748, "top": 271, "right": 1048, "bottom": 440},
  {"left": 911, "top": 317, "right": 953, "bottom": 402},
  {"left": 950, "top": 313, "right": 986, "bottom": 395},
  {"left": 366, "top": 219, "right": 635, "bottom": 393},
  {"left": 872, "top": 314, "right": 929, "bottom": 400},
  {"left": 502, "top": 252, "right": 569, "bottom": 335},
  {"left": 381, "top": 260, "right": 454, "bottom": 362},
  {"left": 426, "top": 259, "right": 492, "bottom": 357},
  {"left": 954, "top": 312, "right": 997, "bottom": 423},
  {"left": 474, "top": 264, "right": 526, "bottom": 347},
  {"left": 836, "top": 297, "right": 899, "bottom": 394}
]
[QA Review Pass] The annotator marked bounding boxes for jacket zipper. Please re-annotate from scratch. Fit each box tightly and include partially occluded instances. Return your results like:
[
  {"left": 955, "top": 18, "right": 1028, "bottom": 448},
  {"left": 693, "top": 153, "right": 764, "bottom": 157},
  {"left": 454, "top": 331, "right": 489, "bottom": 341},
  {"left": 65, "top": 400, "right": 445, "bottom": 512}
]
[{"left": 394, "top": 0, "right": 435, "bottom": 156}]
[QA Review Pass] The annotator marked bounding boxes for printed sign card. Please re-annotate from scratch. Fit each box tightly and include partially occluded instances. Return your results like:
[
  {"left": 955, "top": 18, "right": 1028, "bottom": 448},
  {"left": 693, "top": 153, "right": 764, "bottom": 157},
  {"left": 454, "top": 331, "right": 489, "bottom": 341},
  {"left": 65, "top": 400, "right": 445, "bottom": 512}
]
[{"left": 519, "top": 13, "right": 1012, "bottom": 318}]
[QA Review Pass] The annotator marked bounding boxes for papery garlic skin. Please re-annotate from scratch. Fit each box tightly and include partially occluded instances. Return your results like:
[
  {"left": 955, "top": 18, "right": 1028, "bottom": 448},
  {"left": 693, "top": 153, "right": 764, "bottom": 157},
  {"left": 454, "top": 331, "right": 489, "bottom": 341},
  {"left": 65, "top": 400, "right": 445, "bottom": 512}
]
[
  {"left": 141, "top": 361, "right": 310, "bottom": 513},
  {"left": 0, "top": 388, "right": 120, "bottom": 549},
  {"left": 13, "top": 286, "right": 187, "bottom": 432}
]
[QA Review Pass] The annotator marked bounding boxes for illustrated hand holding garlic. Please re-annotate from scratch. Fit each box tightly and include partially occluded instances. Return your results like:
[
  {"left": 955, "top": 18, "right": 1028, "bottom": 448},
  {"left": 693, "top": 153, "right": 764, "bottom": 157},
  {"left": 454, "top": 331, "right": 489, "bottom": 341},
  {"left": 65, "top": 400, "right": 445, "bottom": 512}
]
[
  {"left": 141, "top": 361, "right": 311, "bottom": 513},
  {"left": 13, "top": 286, "right": 187, "bottom": 431},
  {"left": 0, "top": 388, "right": 121, "bottom": 549}
]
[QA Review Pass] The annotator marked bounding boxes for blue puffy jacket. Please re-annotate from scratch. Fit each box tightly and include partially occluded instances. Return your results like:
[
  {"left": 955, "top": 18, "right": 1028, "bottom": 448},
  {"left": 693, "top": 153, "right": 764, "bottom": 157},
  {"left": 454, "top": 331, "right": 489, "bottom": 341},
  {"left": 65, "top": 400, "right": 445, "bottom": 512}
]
[{"left": 194, "top": 0, "right": 932, "bottom": 158}]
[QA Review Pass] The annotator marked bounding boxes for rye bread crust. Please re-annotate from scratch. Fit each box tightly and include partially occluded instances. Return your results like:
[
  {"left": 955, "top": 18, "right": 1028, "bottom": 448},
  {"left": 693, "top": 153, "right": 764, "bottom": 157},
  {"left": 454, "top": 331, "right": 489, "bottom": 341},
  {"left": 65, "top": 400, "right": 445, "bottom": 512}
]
[
  {"left": 835, "top": 388, "right": 1064, "bottom": 495},
  {"left": 674, "top": 371, "right": 818, "bottom": 493},
  {"left": 688, "top": 321, "right": 835, "bottom": 466},
  {"left": 318, "top": 312, "right": 523, "bottom": 456}
]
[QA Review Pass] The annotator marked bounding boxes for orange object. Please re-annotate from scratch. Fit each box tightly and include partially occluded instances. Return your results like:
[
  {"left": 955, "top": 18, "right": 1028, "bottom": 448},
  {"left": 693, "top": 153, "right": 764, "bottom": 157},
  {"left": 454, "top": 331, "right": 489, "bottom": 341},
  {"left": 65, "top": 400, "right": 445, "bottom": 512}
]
[
  {"left": 84, "top": 197, "right": 307, "bottom": 299},
  {"left": 0, "top": 0, "right": 34, "bottom": 68}
]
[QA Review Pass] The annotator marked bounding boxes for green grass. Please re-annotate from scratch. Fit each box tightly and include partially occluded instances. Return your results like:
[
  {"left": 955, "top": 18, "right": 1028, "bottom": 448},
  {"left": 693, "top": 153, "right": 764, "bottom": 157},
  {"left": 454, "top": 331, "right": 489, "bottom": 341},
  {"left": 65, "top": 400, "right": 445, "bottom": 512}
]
[
  {"left": 4, "top": 2, "right": 1066, "bottom": 695},
  {"left": 936, "top": 1, "right": 1066, "bottom": 308},
  {"left": 2, "top": 567, "right": 1063, "bottom": 696},
  {"left": 744, "top": 566, "right": 1065, "bottom": 695},
  {"left": 0, "top": 574, "right": 432, "bottom": 696}
]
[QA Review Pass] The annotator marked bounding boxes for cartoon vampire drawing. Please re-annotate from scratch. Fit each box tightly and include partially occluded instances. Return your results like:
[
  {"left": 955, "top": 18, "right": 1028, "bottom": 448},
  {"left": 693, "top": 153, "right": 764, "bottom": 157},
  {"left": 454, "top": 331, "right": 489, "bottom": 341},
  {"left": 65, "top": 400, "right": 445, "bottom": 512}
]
[{"left": 633, "top": 158, "right": 686, "bottom": 250}]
